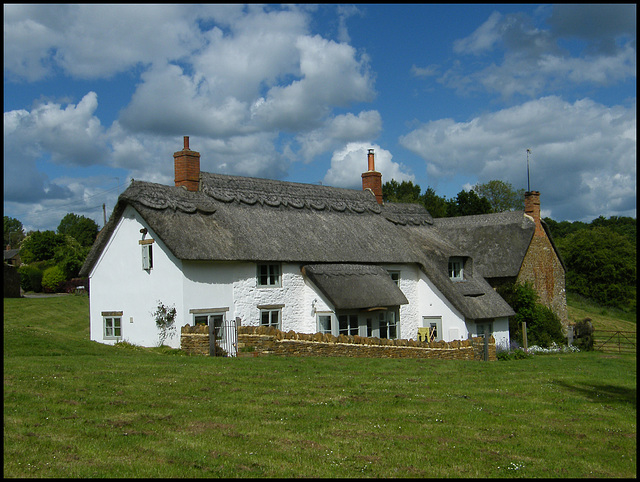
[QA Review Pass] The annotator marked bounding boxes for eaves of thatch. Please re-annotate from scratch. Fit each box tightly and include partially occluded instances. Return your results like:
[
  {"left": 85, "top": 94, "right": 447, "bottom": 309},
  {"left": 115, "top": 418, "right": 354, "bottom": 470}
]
[{"left": 80, "top": 173, "right": 515, "bottom": 321}]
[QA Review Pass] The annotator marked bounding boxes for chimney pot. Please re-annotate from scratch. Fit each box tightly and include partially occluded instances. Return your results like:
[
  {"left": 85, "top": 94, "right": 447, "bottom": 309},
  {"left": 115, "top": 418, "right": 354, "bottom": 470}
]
[
  {"left": 184, "top": 136, "right": 189, "bottom": 150},
  {"left": 362, "top": 148, "right": 383, "bottom": 204}
]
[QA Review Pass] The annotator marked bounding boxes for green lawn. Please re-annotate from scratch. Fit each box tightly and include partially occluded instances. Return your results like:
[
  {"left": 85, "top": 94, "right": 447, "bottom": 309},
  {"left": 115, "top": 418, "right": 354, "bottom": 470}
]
[{"left": 4, "top": 295, "right": 636, "bottom": 478}]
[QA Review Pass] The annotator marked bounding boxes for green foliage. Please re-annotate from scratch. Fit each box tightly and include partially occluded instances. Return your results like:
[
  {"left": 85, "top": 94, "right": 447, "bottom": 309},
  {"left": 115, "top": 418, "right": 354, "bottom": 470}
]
[
  {"left": 556, "top": 226, "right": 636, "bottom": 310},
  {"left": 53, "top": 235, "right": 91, "bottom": 279},
  {"left": 446, "top": 189, "right": 493, "bottom": 217},
  {"left": 500, "top": 282, "right": 565, "bottom": 348},
  {"left": 573, "top": 318, "right": 595, "bottom": 351},
  {"left": 382, "top": 179, "right": 422, "bottom": 204},
  {"left": 421, "top": 186, "right": 448, "bottom": 218},
  {"left": 473, "top": 180, "right": 525, "bottom": 213},
  {"left": 152, "top": 301, "right": 177, "bottom": 346},
  {"left": 41, "top": 265, "right": 67, "bottom": 292},
  {"left": 20, "top": 230, "right": 65, "bottom": 264},
  {"left": 57, "top": 213, "right": 99, "bottom": 247},
  {"left": 4, "top": 216, "right": 25, "bottom": 248},
  {"left": 18, "top": 264, "right": 44, "bottom": 292},
  {"left": 497, "top": 348, "right": 531, "bottom": 361}
]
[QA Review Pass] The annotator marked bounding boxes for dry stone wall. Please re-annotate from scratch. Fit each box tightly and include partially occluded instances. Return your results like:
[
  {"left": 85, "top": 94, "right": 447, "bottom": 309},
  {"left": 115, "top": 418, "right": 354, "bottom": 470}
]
[{"left": 181, "top": 324, "right": 496, "bottom": 361}]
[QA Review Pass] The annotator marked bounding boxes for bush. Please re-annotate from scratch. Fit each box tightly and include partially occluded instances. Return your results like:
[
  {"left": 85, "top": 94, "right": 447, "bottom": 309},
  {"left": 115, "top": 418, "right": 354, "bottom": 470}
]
[
  {"left": 573, "top": 318, "right": 594, "bottom": 351},
  {"left": 41, "top": 266, "right": 66, "bottom": 293},
  {"left": 18, "top": 265, "right": 43, "bottom": 293}
]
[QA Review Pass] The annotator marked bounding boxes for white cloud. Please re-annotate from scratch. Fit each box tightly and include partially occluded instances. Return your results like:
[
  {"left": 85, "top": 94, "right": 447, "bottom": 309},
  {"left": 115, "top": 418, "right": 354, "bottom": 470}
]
[
  {"left": 324, "top": 142, "right": 414, "bottom": 189},
  {"left": 399, "top": 96, "right": 636, "bottom": 221},
  {"left": 295, "top": 111, "right": 382, "bottom": 162}
]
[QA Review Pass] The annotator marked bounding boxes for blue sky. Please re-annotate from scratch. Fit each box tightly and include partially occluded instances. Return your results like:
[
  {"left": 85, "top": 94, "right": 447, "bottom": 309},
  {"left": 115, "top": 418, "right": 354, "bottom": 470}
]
[{"left": 4, "top": 4, "right": 636, "bottom": 232}]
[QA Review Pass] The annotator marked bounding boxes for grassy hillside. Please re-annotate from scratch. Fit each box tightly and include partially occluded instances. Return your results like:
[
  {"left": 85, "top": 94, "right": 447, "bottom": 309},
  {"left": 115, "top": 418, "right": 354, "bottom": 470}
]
[
  {"left": 3, "top": 295, "right": 636, "bottom": 478},
  {"left": 567, "top": 292, "right": 636, "bottom": 332}
]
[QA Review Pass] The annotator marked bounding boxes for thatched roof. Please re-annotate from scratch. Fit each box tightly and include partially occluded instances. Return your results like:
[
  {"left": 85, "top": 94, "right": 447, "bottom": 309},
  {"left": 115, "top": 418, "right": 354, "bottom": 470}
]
[
  {"left": 80, "top": 173, "right": 515, "bottom": 320},
  {"left": 433, "top": 211, "right": 565, "bottom": 278},
  {"left": 302, "top": 264, "right": 408, "bottom": 310}
]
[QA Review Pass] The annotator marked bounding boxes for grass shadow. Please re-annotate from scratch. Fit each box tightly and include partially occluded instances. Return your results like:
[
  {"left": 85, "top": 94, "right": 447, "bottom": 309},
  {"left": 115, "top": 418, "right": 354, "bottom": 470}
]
[{"left": 553, "top": 380, "right": 636, "bottom": 409}]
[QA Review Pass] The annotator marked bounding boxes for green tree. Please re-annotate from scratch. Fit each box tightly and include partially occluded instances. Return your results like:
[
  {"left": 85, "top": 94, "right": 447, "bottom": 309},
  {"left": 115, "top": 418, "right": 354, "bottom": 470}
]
[
  {"left": 53, "top": 235, "right": 91, "bottom": 279},
  {"left": 421, "top": 187, "right": 448, "bottom": 218},
  {"left": 556, "top": 227, "right": 636, "bottom": 310},
  {"left": 20, "top": 231, "right": 65, "bottom": 264},
  {"left": 57, "top": 213, "right": 99, "bottom": 247},
  {"left": 472, "top": 180, "right": 525, "bottom": 213},
  {"left": 446, "top": 190, "right": 492, "bottom": 217},
  {"left": 4, "top": 216, "right": 25, "bottom": 248}
]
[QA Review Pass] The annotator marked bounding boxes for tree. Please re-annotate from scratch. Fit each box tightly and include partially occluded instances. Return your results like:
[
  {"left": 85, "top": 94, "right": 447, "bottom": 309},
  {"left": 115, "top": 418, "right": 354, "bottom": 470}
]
[
  {"left": 446, "top": 189, "right": 492, "bottom": 217},
  {"left": 20, "top": 231, "right": 65, "bottom": 264},
  {"left": 421, "top": 187, "right": 448, "bottom": 218},
  {"left": 53, "top": 235, "right": 91, "bottom": 279},
  {"left": 57, "top": 213, "right": 99, "bottom": 247},
  {"left": 556, "top": 227, "right": 636, "bottom": 310},
  {"left": 382, "top": 180, "right": 423, "bottom": 204},
  {"left": 472, "top": 180, "right": 525, "bottom": 213},
  {"left": 4, "top": 216, "right": 25, "bottom": 248}
]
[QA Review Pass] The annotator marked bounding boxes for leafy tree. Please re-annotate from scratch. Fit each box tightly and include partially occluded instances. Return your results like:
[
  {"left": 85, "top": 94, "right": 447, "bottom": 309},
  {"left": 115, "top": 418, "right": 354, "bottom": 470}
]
[
  {"left": 421, "top": 187, "right": 448, "bottom": 218},
  {"left": 4, "top": 216, "right": 25, "bottom": 248},
  {"left": 472, "top": 180, "right": 525, "bottom": 213},
  {"left": 500, "top": 282, "right": 565, "bottom": 348},
  {"left": 57, "top": 213, "right": 99, "bottom": 247},
  {"left": 446, "top": 189, "right": 492, "bottom": 217},
  {"left": 556, "top": 227, "right": 636, "bottom": 310},
  {"left": 53, "top": 235, "right": 91, "bottom": 279},
  {"left": 20, "top": 231, "right": 65, "bottom": 264}
]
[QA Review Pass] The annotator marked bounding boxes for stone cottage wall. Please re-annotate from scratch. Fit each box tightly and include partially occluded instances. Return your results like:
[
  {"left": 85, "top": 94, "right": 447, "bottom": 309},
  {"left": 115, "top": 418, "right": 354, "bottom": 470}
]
[{"left": 181, "top": 324, "right": 496, "bottom": 361}]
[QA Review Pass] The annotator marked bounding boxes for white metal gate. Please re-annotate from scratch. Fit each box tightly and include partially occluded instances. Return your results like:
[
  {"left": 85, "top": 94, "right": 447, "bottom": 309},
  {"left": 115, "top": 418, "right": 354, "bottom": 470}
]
[{"left": 209, "top": 317, "right": 237, "bottom": 357}]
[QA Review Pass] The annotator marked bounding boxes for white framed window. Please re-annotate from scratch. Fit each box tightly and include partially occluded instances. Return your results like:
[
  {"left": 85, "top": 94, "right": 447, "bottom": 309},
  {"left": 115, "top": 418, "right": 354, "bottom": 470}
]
[
  {"left": 338, "top": 314, "right": 359, "bottom": 336},
  {"left": 257, "top": 263, "right": 281, "bottom": 287},
  {"left": 388, "top": 270, "right": 400, "bottom": 286},
  {"left": 422, "top": 316, "right": 442, "bottom": 342},
  {"left": 141, "top": 244, "right": 153, "bottom": 270},
  {"left": 102, "top": 311, "right": 123, "bottom": 340},
  {"left": 317, "top": 313, "right": 333, "bottom": 334},
  {"left": 377, "top": 311, "right": 398, "bottom": 339},
  {"left": 260, "top": 308, "right": 281, "bottom": 329},
  {"left": 476, "top": 322, "right": 493, "bottom": 338},
  {"left": 448, "top": 257, "right": 464, "bottom": 281}
]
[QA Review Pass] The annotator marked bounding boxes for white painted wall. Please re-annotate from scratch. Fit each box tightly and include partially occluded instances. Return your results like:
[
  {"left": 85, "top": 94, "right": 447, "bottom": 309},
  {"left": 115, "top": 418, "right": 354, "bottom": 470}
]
[
  {"left": 89, "top": 214, "right": 510, "bottom": 351},
  {"left": 88, "top": 206, "right": 184, "bottom": 348}
]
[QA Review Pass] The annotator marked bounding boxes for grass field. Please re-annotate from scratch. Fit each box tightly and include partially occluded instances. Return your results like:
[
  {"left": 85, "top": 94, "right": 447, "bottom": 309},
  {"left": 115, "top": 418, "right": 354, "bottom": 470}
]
[{"left": 4, "top": 295, "right": 636, "bottom": 478}]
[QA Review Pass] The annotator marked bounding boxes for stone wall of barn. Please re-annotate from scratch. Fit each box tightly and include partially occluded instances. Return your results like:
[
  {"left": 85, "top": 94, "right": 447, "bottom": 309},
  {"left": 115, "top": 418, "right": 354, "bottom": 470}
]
[
  {"left": 181, "top": 324, "right": 496, "bottom": 361},
  {"left": 517, "top": 227, "right": 568, "bottom": 330}
]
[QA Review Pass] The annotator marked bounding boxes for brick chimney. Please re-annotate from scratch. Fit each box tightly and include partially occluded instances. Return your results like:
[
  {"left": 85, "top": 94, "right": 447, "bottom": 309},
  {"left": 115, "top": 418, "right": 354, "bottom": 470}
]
[
  {"left": 524, "top": 190, "right": 544, "bottom": 236},
  {"left": 362, "top": 149, "right": 383, "bottom": 204},
  {"left": 174, "top": 136, "right": 200, "bottom": 191}
]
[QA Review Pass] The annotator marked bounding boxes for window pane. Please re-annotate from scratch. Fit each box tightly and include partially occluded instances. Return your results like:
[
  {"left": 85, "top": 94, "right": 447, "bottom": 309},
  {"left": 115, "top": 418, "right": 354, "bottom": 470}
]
[
  {"left": 319, "top": 315, "right": 331, "bottom": 334},
  {"left": 271, "top": 310, "right": 279, "bottom": 327},
  {"left": 195, "top": 315, "right": 208, "bottom": 325},
  {"left": 261, "top": 311, "right": 270, "bottom": 325}
]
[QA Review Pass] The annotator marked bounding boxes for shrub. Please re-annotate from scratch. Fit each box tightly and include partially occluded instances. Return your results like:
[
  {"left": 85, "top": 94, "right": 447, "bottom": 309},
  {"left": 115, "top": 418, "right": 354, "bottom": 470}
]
[
  {"left": 18, "top": 265, "right": 43, "bottom": 293},
  {"left": 41, "top": 265, "right": 66, "bottom": 293},
  {"left": 573, "top": 318, "right": 594, "bottom": 351},
  {"left": 152, "top": 301, "right": 177, "bottom": 346}
]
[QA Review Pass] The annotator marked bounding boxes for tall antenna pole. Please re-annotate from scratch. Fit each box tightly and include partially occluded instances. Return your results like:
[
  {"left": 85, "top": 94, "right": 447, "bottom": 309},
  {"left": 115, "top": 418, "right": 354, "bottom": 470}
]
[{"left": 526, "top": 149, "right": 531, "bottom": 192}]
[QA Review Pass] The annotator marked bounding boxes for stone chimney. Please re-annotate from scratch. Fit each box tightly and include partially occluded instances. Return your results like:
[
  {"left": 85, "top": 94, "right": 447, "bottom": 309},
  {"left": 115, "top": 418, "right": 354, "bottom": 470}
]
[
  {"left": 362, "top": 149, "right": 383, "bottom": 204},
  {"left": 174, "top": 136, "right": 200, "bottom": 191},
  {"left": 524, "top": 190, "right": 544, "bottom": 236}
]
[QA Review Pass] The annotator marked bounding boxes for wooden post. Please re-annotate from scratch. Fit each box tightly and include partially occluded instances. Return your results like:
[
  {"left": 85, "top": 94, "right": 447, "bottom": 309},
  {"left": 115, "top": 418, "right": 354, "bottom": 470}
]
[
  {"left": 483, "top": 327, "right": 489, "bottom": 361},
  {"left": 522, "top": 322, "right": 528, "bottom": 353},
  {"left": 209, "top": 322, "right": 216, "bottom": 357}
]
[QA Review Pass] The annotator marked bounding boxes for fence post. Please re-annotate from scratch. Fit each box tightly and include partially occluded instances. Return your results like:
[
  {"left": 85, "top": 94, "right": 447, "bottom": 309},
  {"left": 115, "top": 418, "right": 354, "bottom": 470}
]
[
  {"left": 522, "top": 322, "right": 528, "bottom": 353},
  {"left": 209, "top": 322, "right": 216, "bottom": 357},
  {"left": 483, "top": 327, "right": 489, "bottom": 361},
  {"left": 567, "top": 325, "right": 573, "bottom": 347}
]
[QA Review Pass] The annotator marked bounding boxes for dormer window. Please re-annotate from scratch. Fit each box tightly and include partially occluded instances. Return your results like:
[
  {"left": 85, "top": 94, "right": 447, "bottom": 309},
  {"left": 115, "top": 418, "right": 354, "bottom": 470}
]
[{"left": 448, "top": 257, "right": 464, "bottom": 281}]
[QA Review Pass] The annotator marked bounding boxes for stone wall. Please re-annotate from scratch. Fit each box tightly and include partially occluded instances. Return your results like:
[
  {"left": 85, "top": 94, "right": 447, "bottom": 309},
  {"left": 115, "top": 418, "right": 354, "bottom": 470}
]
[{"left": 181, "top": 324, "right": 496, "bottom": 361}]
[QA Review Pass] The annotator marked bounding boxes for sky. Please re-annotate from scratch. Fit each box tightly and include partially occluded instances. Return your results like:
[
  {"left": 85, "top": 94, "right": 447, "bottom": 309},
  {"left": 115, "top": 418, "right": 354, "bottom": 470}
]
[{"left": 3, "top": 4, "right": 636, "bottom": 233}]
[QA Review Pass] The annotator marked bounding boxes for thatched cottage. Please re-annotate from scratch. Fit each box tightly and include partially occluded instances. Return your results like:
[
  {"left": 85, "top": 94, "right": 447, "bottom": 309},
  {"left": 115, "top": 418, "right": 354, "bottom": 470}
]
[{"left": 80, "top": 137, "right": 565, "bottom": 353}]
